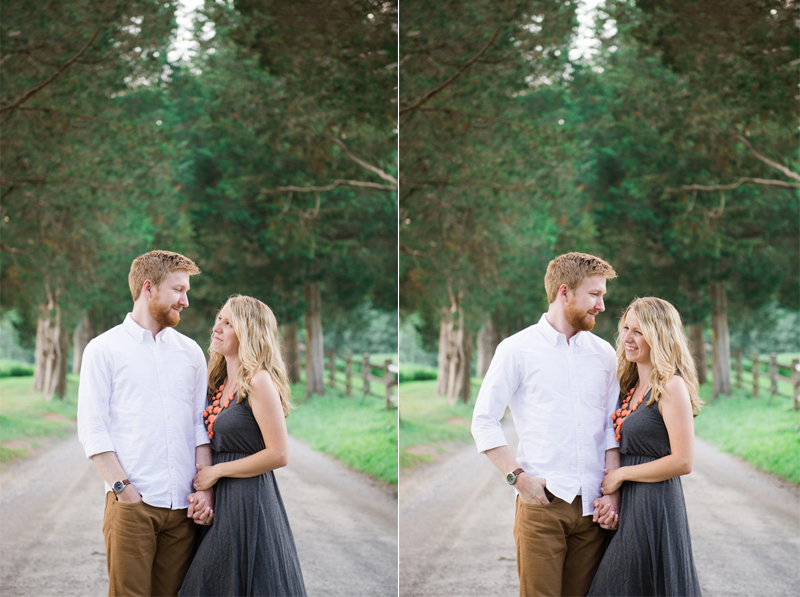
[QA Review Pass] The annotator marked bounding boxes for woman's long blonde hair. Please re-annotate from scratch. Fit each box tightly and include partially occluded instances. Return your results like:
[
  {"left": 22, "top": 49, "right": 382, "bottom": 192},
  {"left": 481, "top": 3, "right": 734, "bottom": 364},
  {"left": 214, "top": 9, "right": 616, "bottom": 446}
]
[
  {"left": 207, "top": 295, "right": 293, "bottom": 417},
  {"left": 616, "top": 297, "right": 703, "bottom": 416}
]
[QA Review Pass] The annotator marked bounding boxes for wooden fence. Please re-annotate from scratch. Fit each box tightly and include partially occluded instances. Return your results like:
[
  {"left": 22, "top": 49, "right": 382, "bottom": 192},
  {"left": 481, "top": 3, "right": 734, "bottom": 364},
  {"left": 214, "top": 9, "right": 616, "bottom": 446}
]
[
  {"left": 729, "top": 350, "right": 800, "bottom": 410},
  {"left": 299, "top": 348, "right": 398, "bottom": 410}
]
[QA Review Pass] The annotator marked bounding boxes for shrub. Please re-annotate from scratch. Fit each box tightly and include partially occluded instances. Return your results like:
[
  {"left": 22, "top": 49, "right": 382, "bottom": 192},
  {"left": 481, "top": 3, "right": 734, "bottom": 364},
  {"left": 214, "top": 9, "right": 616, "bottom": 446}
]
[
  {"left": 0, "top": 359, "right": 34, "bottom": 378},
  {"left": 399, "top": 363, "right": 438, "bottom": 383}
]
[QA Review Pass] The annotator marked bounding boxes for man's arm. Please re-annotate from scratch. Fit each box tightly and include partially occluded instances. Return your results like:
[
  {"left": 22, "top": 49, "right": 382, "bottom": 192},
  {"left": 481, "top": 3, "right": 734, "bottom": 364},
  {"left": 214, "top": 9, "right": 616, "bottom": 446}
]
[
  {"left": 187, "top": 444, "right": 214, "bottom": 525},
  {"left": 593, "top": 448, "right": 620, "bottom": 529},
  {"left": 485, "top": 445, "right": 550, "bottom": 505},
  {"left": 90, "top": 451, "right": 141, "bottom": 503}
]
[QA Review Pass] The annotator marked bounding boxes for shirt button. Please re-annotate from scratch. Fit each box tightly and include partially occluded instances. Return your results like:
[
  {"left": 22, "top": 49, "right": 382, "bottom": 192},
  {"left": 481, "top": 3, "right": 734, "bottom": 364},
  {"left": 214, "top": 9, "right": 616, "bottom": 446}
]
[{"left": 577, "top": 422, "right": 581, "bottom": 426}]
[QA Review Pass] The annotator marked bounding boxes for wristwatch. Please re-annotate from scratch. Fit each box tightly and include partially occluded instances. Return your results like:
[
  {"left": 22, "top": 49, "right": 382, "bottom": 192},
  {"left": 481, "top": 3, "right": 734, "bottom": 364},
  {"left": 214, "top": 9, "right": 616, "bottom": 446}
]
[
  {"left": 112, "top": 479, "right": 131, "bottom": 494},
  {"left": 506, "top": 468, "right": 525, "bottom": 485}
]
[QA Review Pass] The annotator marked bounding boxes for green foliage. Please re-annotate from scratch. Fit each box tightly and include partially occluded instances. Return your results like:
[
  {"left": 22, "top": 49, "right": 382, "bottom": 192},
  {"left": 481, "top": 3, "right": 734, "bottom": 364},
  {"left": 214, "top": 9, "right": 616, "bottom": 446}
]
[
  {"left": 0, "top": 360, "right": 35, "bottom": 378},
  {"left": 695, "top": 384, "right": 800, "bottom": 485},
  {"left": 398, "top": 363, "right": 438, "bottom": 383},
  {"left": 286, "top": 382, "right": 398, "bottom": 484}
]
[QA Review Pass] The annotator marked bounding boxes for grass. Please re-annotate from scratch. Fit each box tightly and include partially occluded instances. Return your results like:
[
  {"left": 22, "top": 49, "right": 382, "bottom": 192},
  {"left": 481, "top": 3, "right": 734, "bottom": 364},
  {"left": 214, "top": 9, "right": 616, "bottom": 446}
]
[
  {"left": 398, "top": 379, "right": 479, "bottom": 469},
  {"left": 0, "top": 375, "right": 80, "bottom": 465},
  {"left": 287, "top": 381, "right": 398, "bottom": 485},
  {"left": 695, "top": 379, "right": 800, "bottom": 485}
]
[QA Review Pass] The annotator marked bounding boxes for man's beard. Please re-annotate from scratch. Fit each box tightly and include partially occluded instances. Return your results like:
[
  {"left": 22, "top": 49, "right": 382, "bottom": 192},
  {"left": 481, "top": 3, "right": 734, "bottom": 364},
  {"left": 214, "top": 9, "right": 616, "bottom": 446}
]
[
  {"left": 149, "top": 293, "right": 180, "bottom": 328},
  {"left": 564, "top": 300, "right": 595, "bottom": 332}
]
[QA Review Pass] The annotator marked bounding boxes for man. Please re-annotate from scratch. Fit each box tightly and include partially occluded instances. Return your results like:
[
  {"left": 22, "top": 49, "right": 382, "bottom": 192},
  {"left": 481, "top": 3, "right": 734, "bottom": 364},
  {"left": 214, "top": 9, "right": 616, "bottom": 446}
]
[
  {"left": 471, "top": 252, "right": 621, "bottom": 597},
  {"left": 78, "top": 250, "right": 213, "bottom": 596}
]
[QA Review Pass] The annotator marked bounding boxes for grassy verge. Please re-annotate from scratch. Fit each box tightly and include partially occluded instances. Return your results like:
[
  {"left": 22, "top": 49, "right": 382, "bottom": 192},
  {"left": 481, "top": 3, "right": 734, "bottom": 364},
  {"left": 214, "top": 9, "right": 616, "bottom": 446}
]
[
  {"left": 399, "top": 379, "right": 479, "bottom": 469},
  {"left": 286, "top": 381, "right": 398, "bottom": 485},
  {"left": 696, "top": 379, "right": 800, "bottom": 484},
  {"left": 0, "top": 375, "right": 80, "bottom": 465}
]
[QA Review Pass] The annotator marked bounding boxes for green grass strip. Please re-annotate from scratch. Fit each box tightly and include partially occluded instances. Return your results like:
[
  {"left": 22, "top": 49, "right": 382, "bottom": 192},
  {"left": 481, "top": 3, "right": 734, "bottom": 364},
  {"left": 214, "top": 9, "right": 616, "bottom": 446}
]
[{"left": 287, "top": 382, "right": 398, "bottom": 485}]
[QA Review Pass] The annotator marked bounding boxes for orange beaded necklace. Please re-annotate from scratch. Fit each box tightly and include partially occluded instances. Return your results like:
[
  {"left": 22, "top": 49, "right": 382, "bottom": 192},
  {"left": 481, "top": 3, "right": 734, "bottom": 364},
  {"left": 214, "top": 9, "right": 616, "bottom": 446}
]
[
  {"left": 203, "top": 383, "right": 235, "bottom": 439},
  {"left": 612, "top": 385, "right": 649, "bottom": 442}
]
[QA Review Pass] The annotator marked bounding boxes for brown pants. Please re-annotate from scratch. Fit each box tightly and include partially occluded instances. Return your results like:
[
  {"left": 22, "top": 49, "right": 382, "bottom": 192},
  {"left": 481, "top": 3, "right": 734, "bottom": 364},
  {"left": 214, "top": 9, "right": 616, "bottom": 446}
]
[
  {"left": 102, "top": 492, "right": 197, "bottom": 597},
  {"left": 514, "top": 491, "right": 607, "bottom": 597}
]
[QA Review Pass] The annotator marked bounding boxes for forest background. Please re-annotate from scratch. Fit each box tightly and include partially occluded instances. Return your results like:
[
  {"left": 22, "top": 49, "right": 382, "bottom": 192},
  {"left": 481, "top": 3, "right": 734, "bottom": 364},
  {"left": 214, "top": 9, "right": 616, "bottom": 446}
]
[
  {"left": 0, "top": 0, "right": 399, "bottom": 483},
  {"left": 399, "top": 0, "right": 799, "bottom": 403}
]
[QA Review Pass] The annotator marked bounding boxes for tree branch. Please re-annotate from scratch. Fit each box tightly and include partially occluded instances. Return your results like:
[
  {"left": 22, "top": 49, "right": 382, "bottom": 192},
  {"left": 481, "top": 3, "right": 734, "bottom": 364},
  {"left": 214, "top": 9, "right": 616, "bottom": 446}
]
[
  {"left": 328, "top": 137, "right": 398, "bottom": 187},
  {"left": 260, "top": 180, "right": 396, "bottom": 194},
  {"left": 0, "top": 26, "right": 104, "bottom": 114},
  {"left": 664, "top": 177, "right": 800, "bottom": 193},
  {"left": 733, "top": 134, "right": 800, "bottom": 183},
  {"left": 399, "top": 23, "right": 506, "bottom": 117}
]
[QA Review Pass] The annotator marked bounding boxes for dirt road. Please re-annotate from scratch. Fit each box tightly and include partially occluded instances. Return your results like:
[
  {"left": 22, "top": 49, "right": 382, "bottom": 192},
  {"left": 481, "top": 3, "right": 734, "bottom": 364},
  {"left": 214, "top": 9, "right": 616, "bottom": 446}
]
[
  {"left": 0, "top": 434, "right": 397, "bottom": 597},
  {"left": 399, "top": 418, "right": 800, "bottom": 596}
]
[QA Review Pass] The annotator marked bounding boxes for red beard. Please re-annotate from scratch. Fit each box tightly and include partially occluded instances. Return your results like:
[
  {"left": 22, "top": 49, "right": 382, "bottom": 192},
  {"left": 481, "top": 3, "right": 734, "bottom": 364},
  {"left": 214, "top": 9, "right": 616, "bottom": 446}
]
[
  {"left": 564, "top": 300, "right": 596, "bottom": 332},
  {"left": 149, "top": 294, "right": 180, "bottom": 328}
]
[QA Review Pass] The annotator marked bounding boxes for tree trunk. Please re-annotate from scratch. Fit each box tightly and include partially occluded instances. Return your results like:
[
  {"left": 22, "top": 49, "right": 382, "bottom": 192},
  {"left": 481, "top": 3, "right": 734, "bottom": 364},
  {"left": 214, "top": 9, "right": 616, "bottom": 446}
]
[
  {"left": 281, "top": 322, "right": 301, "bottom": 384},
  {"left": 476, "top": 315, "right": 499, "bottom": 377},
  {"left": 436, "top": 307, "right": 450, "bottom": 396},
  {"left": 304, "top": 281, "right": 325, "bottom": 397},
  {"left": 710, "top": 281, "right": 732, "bottom": 398},
  {"left": 458, "top": 332, "right": 473, "bottom": 404},
  {"left": 72, "top": 313, "right": 94, "bottom": 375},
  {"left": 687, "top": 323, "right": 707, "bottom": 385},
  {"left": 33, "top": 288, "right": 68, "bottom": 400},
  {"left": 443, "top": 289, "right": 468, "bottom": 405}
]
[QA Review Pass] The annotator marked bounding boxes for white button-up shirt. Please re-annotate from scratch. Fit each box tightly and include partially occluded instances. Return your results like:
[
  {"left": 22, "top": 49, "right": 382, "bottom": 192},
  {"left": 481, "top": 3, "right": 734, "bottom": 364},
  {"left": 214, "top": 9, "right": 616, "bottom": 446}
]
[
  {"left": 472, "top": 313, "right": 620, "bottom": 516},
  {"left": 78, "top": 314, "right": 209, "bottom": 509}
]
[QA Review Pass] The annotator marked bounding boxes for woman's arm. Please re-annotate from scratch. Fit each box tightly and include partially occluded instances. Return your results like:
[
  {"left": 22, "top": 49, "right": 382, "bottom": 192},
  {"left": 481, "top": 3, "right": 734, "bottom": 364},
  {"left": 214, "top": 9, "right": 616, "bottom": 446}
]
[
  {"left": 193, "top": 370, "right": 289, "bottom": 490},
  {"left": 601, "top": 376, "right": 695, "bottom": 494}
]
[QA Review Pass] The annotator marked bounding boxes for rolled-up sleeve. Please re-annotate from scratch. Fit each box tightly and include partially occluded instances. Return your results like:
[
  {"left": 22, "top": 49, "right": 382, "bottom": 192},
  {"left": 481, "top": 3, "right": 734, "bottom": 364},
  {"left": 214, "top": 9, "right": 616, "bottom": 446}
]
[
  {"left": 471, "top": 340, "right": 520, "bottom": 454},
  {"left": 604, "top": 349, "right": 621, "bottom": 450},
  {"left": 193, "top": 347, "right": 210, "bottom": 447},
  {"left": 77, "top": 340, "right": 116, "bottom": 459}
]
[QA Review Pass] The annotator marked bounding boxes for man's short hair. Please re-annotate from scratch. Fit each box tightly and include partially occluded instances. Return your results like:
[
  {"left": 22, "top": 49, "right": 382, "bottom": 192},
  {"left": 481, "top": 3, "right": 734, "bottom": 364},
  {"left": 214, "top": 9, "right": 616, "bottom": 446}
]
[
  {"left": 544, "top": 252, "right": 617, "bottom": 303},
  {"left": 128, "top": 250, "right": 200, "bottom": 301}
]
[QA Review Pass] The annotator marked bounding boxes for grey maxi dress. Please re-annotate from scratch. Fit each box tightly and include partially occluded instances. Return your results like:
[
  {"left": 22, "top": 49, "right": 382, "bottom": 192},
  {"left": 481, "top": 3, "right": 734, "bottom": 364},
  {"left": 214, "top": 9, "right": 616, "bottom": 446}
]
[
  {"left": 589, "top": 390, "right": 701, "bottom": 597},
  {"left": 179, "top": 393, "right": 306, "bottom": 597}
]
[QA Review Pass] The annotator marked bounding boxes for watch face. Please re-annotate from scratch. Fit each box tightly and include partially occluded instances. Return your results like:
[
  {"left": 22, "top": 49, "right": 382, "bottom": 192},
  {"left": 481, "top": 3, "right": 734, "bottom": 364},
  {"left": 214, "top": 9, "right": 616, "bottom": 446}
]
[
  {"left": 113, "top": 481, "right": 125, "bottom": 493},
  {"left": 506, "top": 472, "right": 516, "bottom": 485}
]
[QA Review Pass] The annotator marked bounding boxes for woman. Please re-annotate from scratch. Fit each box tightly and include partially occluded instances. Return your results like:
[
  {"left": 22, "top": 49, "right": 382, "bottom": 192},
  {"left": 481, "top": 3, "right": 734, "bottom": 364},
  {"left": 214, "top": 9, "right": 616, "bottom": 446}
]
[
  {"left": 589, "top": 297, "right": 703, "bottom": 597},
  {"left": 180, "top": 295, "right": 306, "bottom": 597}
]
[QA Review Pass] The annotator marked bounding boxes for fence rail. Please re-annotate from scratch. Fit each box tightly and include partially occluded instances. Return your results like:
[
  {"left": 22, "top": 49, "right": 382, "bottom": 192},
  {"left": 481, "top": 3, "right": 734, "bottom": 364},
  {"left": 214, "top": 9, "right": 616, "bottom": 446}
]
[
  {"left": 729, "top": 350, "right": 800, "bottom": 410},
  {"left": 304, "top": 349, "right": 397, "bottom": 410}
]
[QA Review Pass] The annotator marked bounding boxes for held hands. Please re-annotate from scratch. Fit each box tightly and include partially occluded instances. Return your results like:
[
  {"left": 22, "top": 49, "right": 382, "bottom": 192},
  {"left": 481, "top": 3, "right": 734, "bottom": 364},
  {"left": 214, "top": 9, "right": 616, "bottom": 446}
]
[
  {"left": 187, "top": 489, "right": 214, "bottom": 526},
  {"left": 517, "top": 475, "right": 550, "bottom": 505},
  {"left": 592, "top": 493, "right": 620, "bottom": 530}
]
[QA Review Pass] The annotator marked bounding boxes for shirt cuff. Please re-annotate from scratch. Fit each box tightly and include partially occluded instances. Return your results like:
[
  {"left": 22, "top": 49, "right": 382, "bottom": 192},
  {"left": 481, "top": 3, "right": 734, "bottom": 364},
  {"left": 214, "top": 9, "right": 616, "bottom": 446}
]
[
  {"left": 473, "top": 430, "right": 509, "bottom": 454},
  {"left": 195, "top": 426, "right": 210, "bottom": 446},
  {"left": 81, "top": 436, "right": 116, "bottom": 460},
  {"left": 605, "top": 429, "right": 619, "bottom": 451}
]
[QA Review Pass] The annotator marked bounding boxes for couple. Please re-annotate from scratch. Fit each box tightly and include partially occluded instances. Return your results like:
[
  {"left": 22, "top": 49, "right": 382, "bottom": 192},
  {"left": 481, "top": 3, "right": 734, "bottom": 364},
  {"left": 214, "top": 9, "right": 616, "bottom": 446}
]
[
  {"left": 77, "top": 250, "right": 306, "bottom": 596},
  {"left": 472, "top": 252, "right": 703, "bottom": 597}
]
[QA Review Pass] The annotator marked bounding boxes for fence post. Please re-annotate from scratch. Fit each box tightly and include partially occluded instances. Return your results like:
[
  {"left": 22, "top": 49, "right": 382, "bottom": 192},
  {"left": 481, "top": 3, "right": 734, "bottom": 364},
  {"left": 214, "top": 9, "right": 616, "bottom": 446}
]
[
  {"left": 769, "top": 353, "right": 778, "bottom": 395},
  {"left": 751, "top": 352, "right": 759, "bottom": 397},
  {"left": 792, "top": 358, "right": 799, "bottom": 411},
  {"left": 328, "top": 350, "right": 336, "bottom": 388},
  {"left": 383, "top": 358, "right": 395, "bottom": 410},
  {"left": 345, "top": 351, "right": 352, "bottom": 397},
  {"left": 362, "top": 352, "right": 370, "bottom": 396},
  {"left": 734, "top": 350, "right": 742, "bottom": 390}
]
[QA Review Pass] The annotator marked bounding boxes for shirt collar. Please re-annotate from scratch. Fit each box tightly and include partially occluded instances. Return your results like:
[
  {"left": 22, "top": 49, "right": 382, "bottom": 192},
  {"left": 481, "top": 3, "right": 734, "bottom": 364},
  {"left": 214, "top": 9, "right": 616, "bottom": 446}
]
[
  {"left": 123, "top": 313, "right": 172, "bottom": 344},
  {"left": 538, "top": 313, "right": 584, "bottom": 347}
]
